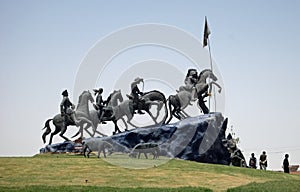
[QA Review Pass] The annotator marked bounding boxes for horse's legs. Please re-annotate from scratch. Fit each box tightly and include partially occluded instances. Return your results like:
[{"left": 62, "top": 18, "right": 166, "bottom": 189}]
[
  {"left": 79, "top": 124, "right": 84, "bottom": 138},
  {"left": 166, "top": 100, "right": 174, "bottom": 124},
  {"left": 83, "top": 145, "right": 88, "bottom": 157},
  {"left": 94, "top": 129, "right": 107, "bottom": 137},
  {"left": 94, "top": 130, "right": 107, "bottom": 137},
  {"left": 174, "top": 110, "right": 182, "bottom": 120},
  {"left": 166, "top": 115, "right": 173, "bottom": 124},
  {"left": 113, "top": 120, "right": 121, "bottom": 134},
  {"left": 178, "top": 111, "right": 186, "bottom": 119},
  {"left": 145, "top": 101, "right": 159, "bottom": 117},
  {"left": 181, "top": 110, "right": 190, "bottom": 118},
  {"left": 126, "top": 113, "right": 138, "bottom": 128},
  {"left": 87, "top": 149, "right": 91, "bottom": 158},
  {"left": 198, "top": 99, "right": 209, "bottom": 114},
  {"left": 120, "top": 117, "right": 128, "bottom": 131},
  {"left": 146, "top": 109, "right": 158, "bottom": 124},
  {"left": 153, "top": 101, "right": 164, "bottom": 119},
  {"left": 82, "top": 123, "right": 96, "bottom": 137},
  {"left": 167, "top": 107, "right": 180, "bottom": 123},
  {"left": 127, "top": 120, "right": 138, "bottom": 128},
  {"left": 78, "top": 117, "right": 96, "bottom": 134},
  {"left": 71, "top": 124, "right": 83, "bottom": 139},
  {"left": 49, "top": 126, "right": 61, "bottom": 145},
  {"left": 102, "top": 148, "right": 106, "bottom": 158},
  {"left": 59, "top": 125, "right": 70, "bottom": 142}
]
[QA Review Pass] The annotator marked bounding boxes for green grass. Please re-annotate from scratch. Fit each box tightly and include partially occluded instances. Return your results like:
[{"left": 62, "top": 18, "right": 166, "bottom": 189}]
[
  {"left": 0, "top": 153, "right": 299, "bottom": 192},
  {"left": 0, "top": 186, "right": 212, "bottom": 192},
  {"left": 227, "top": 180, "right": 300, "bottom": 192}
]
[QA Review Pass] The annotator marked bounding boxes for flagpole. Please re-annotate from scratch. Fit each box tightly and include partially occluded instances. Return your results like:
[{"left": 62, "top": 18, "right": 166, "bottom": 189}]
[
  {"left": 207, "top": 38, "right": 213, "bottom": 72},
  {"left": 203, "top": 16, "right": 217, "bottom": 112},
  {"left": 207, "top": 25, "right": 216, "bottom": 112}
]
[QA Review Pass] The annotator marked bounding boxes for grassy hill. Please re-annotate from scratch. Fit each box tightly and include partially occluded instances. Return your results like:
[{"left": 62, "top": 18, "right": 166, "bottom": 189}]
[{"left": 0, "top": 153, "right": 299, "bottom": 192}]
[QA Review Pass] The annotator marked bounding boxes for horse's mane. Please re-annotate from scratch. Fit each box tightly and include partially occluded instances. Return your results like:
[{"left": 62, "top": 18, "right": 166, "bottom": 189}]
[
  {"left": 142, "top": 90, "right": 164, "bottom": 95},
  {"left": 110, "top": 90, "right": 120, "bottom": 99},
  {"left": 198, "top": 69, "right": 211, "bottom": 77},
  {"left": 198, "top": 69, "right": 212, "bottom": 81}
]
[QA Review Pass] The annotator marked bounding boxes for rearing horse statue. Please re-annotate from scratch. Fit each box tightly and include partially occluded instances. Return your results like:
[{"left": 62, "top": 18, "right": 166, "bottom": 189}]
[
  {"left": 195, "top": 69, "right": 222, "bottom": 114},
  {"left": 165, "top": 69, "right": 222, "bottom": 124},
  {"left": 166, "top": 87, "right": 197, "bottom": 124}
]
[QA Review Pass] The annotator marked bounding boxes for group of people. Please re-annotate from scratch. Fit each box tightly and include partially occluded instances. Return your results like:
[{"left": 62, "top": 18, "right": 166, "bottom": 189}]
[
  {"left": 248, "top": 151, "right": 291, "bottom": 173},
  {"left": 59, "top": 77, "right": 146, "bottom": 127}
]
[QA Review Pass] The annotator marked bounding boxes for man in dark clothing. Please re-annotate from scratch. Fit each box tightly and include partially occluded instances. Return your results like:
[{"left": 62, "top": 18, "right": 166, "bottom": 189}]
[
  {"left": 283, "top": 154, "right": 290, "bottom": 173},
  {"left": 93, "top": 88, "right": 107, "bottom": 124},
  {"left": 259, "top": 151, "right": 268, "bottom": 170},
  {"left": 249, "top": 153, "right": 257, "bottom": 169},
  {"left": 60, "top": 90, "right": 76, "bottom": 126},
  {"left": 130, "top": 77, "right": 145, "bottom": 114}
]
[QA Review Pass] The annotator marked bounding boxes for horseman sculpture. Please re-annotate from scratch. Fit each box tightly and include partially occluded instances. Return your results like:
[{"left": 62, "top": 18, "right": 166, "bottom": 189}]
[
  {"left": 128, "top": 77, "right": 145, "bottom": 114},
  {"left": 42, "top": 69, "right": 221, "bottom": 142},
  {"left": 60, "top": 90, "right": 76, "bottom": 127}
]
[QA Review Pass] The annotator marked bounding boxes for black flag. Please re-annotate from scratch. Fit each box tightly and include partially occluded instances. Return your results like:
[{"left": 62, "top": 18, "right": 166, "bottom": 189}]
[{"left": 203, "top": 16, "right": 211, "bottom": 47}]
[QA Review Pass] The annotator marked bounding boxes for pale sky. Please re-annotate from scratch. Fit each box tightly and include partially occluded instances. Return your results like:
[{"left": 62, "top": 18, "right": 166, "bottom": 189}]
[{"left": 1, "top": 0, "right": 300, "bottom": 170}]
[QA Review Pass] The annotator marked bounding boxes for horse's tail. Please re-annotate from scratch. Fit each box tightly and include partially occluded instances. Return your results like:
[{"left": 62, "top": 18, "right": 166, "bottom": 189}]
[{"left": 42, "top": 119, "right": 53, "bottom": 144}]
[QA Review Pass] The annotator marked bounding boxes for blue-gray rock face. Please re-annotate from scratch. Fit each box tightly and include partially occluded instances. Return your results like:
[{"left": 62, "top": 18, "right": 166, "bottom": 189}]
[
  {"left": 40, "top": 112, "right": 231, "bottom": 165},
  {"left": 110, "top": 112, "right": 230, "bottom": 165}
]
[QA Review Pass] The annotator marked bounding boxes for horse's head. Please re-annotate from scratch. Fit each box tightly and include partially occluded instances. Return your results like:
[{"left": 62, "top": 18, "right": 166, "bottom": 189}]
[
  {"left": 107, "top": 89, "right": 123, "bottom": 107},
  {"left": 87, "top": 90, "right": 94, "bottom": 103},
  {"left": 78, "top": 90, "right": 94, "bottom": 105},
  {"left": 115, "top": 90, "right": 123, "bottom": 103},
  {"left": 209, "top": 73, "right": 218, "bottom": 81},
  {"left": 198, "top": 69, "right": 218, "bottom": 82}
]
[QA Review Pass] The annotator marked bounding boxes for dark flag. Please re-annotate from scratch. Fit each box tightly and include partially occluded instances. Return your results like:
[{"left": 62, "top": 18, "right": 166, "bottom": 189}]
[{"left": 203, "top": 16, "right": 211, "bottom": 47}]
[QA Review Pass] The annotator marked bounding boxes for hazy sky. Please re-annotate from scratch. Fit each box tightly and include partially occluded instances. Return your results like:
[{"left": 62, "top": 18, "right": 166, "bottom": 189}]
[{"left": 1, "top": 0, "right": 300, "bottom": 170}]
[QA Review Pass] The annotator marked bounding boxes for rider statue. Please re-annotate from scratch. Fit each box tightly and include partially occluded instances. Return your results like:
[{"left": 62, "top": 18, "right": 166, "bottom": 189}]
[
  {"left": 179, "top": 68, "right": 198, "bottom": 92},
  {"left": 129, "top": 77, "right": 145, "bottom": 114},
  {"left": 60, "top": 90, "right": 76, "bottom": 126},
  {"left": 93, "top": 88, "right": 107, "bottom": 123},
  {"left": 184, "top": 69, "right": 198, "bottom": 88}
]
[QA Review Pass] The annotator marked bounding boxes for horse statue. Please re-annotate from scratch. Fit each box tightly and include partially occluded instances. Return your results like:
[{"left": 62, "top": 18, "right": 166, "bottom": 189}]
[
  {"left": 195, "top": 69, "right": 222, "bottom": 114},
  {"left": 165, "top": 69, "right": 222, "bottom": 123},
  {"left": 106, "top": 90, "right": 167, "bottom": 134},
  {"left": 78, "top": 89, "right": 168, "bottom": 136},
  {"left": 76, "top": 90, "right": 125, "bottom": 136},
  {"left": 165, "top": 87, "right": 197, "bottom": 124},
  {"left": 42, "top": 90, "right": 102, "bottom": 145},
  {"left": 140, "top": 90, "right": 168, "bottom": 124}
]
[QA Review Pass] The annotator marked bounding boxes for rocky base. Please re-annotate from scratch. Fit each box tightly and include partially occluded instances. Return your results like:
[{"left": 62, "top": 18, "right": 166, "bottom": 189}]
[{"left": 40, "top": 112, "right": 231, "bottom": 165}]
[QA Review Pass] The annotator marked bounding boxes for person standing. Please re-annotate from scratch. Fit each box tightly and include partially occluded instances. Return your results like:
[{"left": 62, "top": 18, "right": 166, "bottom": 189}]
[
  {"left": 283, "top": 154, "right": 290, "bottom": 173},
  {"left": 259, "top": 151, "right": 268, "bottom": 170},
  {"left": 249, "top": 153, "right": 257, "bottom": 169}
]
